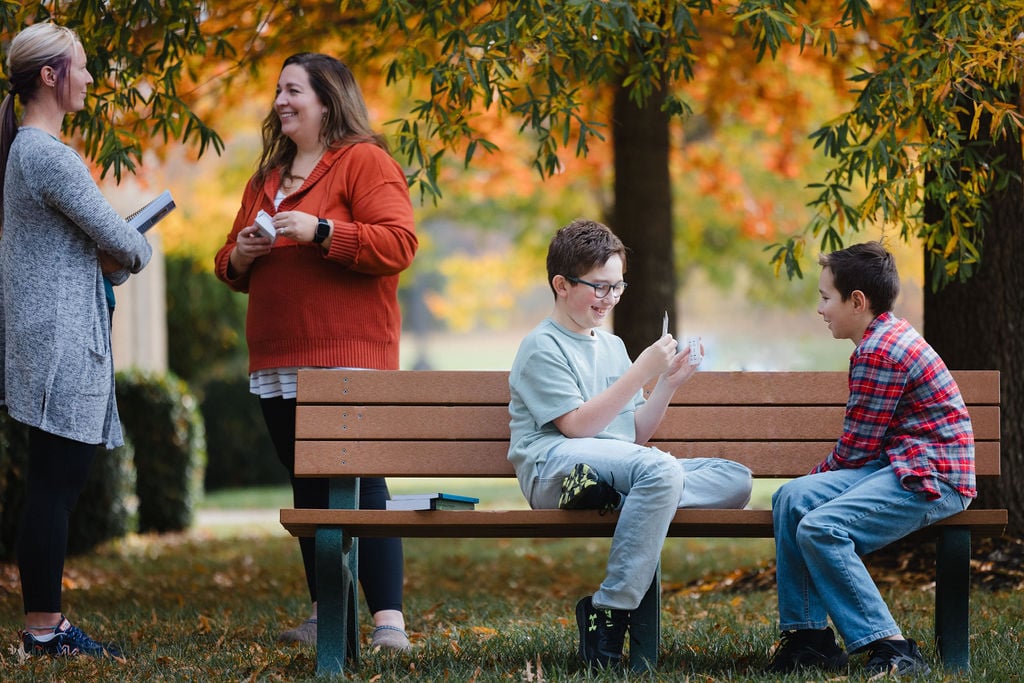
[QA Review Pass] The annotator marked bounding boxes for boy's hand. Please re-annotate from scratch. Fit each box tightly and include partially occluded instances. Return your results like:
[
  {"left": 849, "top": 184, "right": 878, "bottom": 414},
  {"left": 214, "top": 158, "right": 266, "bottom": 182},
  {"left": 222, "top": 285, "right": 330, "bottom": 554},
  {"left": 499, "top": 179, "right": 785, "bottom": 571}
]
[
  {"left": 662, "top": 339, "right": 702, "bottom": 387},
  {"left": 632, "top": 336, "right": 701, "bottom": 443},
  {"left": 634, "top": 334, "right": 680, "bottom": 381}
]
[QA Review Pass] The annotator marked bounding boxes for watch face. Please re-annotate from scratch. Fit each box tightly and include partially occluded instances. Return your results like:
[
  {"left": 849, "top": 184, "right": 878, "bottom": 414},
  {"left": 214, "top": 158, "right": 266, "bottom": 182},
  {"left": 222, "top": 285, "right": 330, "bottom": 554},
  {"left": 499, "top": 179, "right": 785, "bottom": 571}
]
[{"left": 315, "top": 218, "right": 330, "bottom": 243}]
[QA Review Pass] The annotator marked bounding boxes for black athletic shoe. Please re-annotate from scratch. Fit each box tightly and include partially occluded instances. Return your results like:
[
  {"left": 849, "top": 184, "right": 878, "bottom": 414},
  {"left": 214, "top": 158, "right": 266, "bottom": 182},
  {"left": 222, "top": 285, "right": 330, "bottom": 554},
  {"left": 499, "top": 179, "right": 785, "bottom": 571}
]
[
  {"left": 21, "top": 616, "right": 123, "bottom": 660},
  {"left": 766, "top": 627, "right": 848, "bottom": 673},
  {"left": 575, "top": 595, "right": 629, "bottom": 670},
  {"left": 865, "top": 638, "right": 932, "bottom": 677},
  {"left": 559, "top": 463, "right": 620, "bottom": 513}
]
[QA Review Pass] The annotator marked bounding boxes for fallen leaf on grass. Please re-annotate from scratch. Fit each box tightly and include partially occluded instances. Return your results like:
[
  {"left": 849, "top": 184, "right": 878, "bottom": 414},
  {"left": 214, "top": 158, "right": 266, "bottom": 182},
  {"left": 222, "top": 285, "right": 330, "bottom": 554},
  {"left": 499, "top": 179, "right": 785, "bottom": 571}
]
[
  {"left": 520, "top": 655, "right": 545, "bottom": 682},
  {"left": 470, "top": 626, "right": 498, "bottom": 639}
]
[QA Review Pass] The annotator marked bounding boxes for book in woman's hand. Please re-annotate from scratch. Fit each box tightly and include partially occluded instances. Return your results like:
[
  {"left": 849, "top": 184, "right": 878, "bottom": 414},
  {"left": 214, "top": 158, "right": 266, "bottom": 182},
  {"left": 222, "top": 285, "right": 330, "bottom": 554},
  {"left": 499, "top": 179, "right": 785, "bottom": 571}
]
[{"left": 126, "top": 190, "right": 176, "bottom": 233}]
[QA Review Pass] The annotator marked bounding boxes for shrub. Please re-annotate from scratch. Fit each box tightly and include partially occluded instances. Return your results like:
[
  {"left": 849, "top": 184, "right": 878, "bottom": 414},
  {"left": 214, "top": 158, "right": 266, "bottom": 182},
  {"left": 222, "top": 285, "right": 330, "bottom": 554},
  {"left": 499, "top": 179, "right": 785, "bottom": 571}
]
[
  {"left": 116, "top": 370, "right": 206, "bottom": 533},
  {"left": 165, "top": 253, "right": 248, "bottom": 384},
  {"left": 0, "top": 414, "right": 134, "bottom": 559},
  {"left": 200, "top": 375, "right": 285, "bottom": 491},
  {"left": 67, "top": 442, "right": 135, "bottom": 555},
  {"left": 0, "top": 411, "right": 30, "bottom": 560}
]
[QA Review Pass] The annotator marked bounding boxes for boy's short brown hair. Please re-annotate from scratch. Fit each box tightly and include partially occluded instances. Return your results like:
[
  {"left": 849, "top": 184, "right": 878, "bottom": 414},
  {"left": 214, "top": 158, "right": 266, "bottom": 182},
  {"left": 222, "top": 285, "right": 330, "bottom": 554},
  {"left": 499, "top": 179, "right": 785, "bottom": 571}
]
[
  {"left": 546, "top": 219, "right": 627, "bottom": 296},
  {"left": 818, "top": 241, "right": 900, "bottom": 315}
]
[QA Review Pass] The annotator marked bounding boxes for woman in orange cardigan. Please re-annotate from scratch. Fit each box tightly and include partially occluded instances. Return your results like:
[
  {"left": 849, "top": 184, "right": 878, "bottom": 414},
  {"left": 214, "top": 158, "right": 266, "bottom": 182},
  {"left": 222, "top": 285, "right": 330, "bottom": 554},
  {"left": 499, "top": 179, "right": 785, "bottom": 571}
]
[{"left": 215, "top": 52, "right": 417, "bottom": 651}]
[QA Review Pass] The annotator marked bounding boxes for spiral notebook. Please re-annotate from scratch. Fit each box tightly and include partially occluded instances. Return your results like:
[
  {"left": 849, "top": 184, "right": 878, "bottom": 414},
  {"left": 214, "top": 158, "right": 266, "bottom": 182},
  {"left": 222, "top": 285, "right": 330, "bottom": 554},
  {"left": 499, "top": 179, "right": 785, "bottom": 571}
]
[{"left": 126, "top": 190, "right": 176, "bottom": 233}]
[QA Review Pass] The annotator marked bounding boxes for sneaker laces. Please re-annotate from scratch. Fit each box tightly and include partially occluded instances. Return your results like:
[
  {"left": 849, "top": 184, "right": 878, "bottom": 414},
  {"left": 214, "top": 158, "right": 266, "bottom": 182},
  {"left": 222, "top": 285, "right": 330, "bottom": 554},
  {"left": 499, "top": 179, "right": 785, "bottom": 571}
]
[
  {"left": 866, "top": 639, "right": 925, "bottom": 673},
  {"left": 768, "top": 630, "right": 800, "bottom": 667},
  {"left": 598, "top": 608, "right": 628, "bottom": 655}
]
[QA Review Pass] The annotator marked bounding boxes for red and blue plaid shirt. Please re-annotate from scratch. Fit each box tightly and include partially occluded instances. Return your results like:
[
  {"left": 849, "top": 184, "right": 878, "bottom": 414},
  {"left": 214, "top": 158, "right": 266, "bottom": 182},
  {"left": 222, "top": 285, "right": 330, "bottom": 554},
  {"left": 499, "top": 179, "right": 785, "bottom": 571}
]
[{"left": 811, "top": 312, "right": 976, "bottom": 500}]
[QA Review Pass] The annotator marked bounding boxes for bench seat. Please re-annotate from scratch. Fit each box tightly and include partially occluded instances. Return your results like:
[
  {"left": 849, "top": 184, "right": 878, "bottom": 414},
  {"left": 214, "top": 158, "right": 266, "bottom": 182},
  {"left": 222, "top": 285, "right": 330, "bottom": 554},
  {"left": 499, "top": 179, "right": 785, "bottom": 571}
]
[{"left": 280, "top": 507, "right": 1007, "bottom": 539}]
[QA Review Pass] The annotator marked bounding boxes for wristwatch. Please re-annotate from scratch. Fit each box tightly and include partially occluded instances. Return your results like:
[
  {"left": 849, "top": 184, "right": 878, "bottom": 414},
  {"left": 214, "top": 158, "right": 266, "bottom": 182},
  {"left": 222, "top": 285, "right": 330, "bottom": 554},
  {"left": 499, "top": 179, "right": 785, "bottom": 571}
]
[{"left": 313, "top": 217, "right": 331, "bottom": 245}]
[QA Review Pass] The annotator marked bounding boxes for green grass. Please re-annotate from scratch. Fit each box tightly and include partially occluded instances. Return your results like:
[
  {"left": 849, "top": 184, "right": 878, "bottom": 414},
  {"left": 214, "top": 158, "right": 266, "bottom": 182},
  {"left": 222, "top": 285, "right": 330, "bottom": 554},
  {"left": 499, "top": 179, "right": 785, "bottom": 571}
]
[
  {"left": 200, "top": 485, "right": 294, "bottom": 510},
  {"left": 2, "top": 497, "right": 1021, "bottom": 681}
]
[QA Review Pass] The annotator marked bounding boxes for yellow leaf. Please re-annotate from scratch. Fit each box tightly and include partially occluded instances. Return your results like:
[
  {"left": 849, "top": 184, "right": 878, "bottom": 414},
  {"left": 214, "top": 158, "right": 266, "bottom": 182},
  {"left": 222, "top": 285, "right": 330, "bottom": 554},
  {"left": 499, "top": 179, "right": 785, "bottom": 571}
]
[{"left": 470, "top": 625, "right": 498, "bottom": 639}]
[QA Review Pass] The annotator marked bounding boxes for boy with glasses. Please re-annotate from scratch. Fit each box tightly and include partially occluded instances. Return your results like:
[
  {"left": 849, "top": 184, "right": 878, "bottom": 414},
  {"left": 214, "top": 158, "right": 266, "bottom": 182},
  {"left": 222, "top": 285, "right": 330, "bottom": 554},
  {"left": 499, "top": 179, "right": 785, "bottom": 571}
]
[
  {"left": 507, "top": 218, "right": 753, "bottom": 670},
  {"left": 767, "top": 241, "right": 975, "bottom": 676}
]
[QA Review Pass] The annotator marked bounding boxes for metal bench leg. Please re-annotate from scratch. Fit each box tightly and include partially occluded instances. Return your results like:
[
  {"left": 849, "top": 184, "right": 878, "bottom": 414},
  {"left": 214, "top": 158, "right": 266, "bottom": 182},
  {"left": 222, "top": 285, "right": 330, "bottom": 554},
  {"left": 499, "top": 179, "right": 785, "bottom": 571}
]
[
  {"left": 315, "top": 528, "right": 360, "bottom": 674},
  {"left": 629, "top": 565, "right": 661, "bottom": 672},
  {"left": 314, "top": 477, "right": 362, "bottom": 675},
  {"left": 935, "top": 527, "right": 970, "bottom": 672}
]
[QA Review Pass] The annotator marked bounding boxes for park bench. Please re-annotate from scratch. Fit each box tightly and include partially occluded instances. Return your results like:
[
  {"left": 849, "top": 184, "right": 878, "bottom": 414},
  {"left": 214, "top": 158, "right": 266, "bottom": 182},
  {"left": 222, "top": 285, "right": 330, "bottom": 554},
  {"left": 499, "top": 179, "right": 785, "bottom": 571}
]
[{"left": 280, "top": 368, "right": 1005, "bottom": 676}]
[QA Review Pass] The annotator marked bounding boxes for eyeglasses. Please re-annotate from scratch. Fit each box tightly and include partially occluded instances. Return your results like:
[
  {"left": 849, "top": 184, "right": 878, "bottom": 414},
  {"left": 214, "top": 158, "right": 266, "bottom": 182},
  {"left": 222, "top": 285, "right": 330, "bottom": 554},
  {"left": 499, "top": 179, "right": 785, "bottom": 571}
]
[{"left": 565, "top": 275, "right": 628, "bottom": 299}]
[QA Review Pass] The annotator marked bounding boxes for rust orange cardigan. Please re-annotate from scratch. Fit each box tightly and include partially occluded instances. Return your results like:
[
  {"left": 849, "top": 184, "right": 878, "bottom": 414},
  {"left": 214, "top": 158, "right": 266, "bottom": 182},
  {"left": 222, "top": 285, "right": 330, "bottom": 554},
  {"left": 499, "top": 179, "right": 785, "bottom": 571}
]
[{"left": 214, "top": 143, "right": 417, "bottom": 373}]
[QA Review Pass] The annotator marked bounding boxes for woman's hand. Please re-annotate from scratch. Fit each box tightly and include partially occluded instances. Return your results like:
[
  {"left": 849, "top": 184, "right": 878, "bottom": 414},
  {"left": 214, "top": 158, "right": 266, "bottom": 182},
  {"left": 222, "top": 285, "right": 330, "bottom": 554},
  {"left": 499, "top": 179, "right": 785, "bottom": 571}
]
[
  {"left": 271, "top": 210, "right": 319, "bottom": 243},
  {"left": 229, "top": 225, "right": 273, "bottom": 276},
  {"left": 98, "top": 250, "right": 121, "bottom": 275}
]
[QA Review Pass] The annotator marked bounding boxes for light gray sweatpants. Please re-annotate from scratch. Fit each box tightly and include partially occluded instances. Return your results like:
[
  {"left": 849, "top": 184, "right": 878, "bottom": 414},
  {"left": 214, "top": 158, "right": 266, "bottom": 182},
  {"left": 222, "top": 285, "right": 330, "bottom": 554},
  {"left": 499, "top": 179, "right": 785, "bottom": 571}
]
[{"left": 528, "top": 437, "right": 752, "bottom": 611}]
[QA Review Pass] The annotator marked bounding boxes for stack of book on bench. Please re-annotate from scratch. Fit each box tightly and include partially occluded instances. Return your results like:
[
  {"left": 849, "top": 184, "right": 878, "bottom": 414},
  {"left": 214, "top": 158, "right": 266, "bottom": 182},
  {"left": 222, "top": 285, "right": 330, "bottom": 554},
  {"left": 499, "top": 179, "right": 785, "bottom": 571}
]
[{"left": 385, "top": 493, "right": 479, "bottom": 511}]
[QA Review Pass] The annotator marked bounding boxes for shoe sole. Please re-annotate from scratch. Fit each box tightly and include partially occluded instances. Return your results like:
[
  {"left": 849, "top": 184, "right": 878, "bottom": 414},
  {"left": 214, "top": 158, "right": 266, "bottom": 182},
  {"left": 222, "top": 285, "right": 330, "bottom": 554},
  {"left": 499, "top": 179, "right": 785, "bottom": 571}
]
[{"left": 560, "top": 464, "right": 618, "bottom": 510}]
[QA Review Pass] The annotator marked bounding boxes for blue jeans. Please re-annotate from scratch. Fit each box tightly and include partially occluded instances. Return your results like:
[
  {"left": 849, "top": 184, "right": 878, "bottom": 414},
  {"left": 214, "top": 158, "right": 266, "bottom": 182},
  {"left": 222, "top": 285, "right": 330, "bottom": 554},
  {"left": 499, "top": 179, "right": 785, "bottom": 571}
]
[
  {"left": 529, "top": 438, "right": 752, "bottom": 611},
  {"left": 772, "top": 460, "right": 970, "bottom": 652}
]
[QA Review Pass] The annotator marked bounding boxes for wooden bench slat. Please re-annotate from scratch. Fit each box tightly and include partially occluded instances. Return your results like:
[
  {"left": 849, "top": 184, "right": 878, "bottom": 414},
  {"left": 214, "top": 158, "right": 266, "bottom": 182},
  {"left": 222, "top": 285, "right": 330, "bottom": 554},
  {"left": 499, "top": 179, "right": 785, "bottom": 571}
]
[
  {"left": 293, "top": 440, "right": 1002, "bottom": 478},
  {"left": 296, "top": 404, "right": 1000, "bottom": 441},
  {"left": 296, "top": 369, "right": 1000, "bottom": 405},
  {"left": 280, "top": 507, "right": 1007, "bottom": 540}
]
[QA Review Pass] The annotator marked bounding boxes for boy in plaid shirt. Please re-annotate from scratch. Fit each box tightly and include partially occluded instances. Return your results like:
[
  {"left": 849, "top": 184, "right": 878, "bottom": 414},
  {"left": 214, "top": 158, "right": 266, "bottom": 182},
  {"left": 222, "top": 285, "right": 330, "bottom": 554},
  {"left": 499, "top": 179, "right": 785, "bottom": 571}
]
[{"left": 768, "top": 242, "right": 975, "bottom": 677}]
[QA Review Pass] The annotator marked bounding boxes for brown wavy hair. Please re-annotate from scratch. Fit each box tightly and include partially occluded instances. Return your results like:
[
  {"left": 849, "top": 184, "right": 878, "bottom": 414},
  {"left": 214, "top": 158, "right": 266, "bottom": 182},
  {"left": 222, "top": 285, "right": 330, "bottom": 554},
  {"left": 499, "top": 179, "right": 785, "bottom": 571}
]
[{"left": 253, "top": 52, "right": 388, "bottom": 188}]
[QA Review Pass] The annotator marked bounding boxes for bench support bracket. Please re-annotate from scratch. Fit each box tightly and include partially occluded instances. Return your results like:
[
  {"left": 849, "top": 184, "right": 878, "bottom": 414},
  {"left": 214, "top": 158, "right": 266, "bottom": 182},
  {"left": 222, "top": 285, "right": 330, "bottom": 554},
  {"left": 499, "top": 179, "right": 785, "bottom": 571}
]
[{"left": 314, "top": 478, "right": 361, "bottom": 675}]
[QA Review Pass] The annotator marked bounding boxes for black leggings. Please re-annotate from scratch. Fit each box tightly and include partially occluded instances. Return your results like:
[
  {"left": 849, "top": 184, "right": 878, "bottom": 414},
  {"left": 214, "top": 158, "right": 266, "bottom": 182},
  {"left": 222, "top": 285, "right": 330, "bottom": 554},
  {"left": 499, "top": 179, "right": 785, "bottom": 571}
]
[
  {"left": 260, "top": 396, "right": 404, "bottom": 614},
  {"left": 17, "top": 428, "right": 97, "bottom": 614}
]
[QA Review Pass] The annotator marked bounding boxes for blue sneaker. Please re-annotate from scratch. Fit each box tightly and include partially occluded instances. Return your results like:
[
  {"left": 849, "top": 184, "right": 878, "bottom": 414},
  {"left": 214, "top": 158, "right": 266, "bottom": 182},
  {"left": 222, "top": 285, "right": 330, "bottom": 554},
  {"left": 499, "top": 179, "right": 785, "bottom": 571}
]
[{"left": 21, "top": 616, "right": 123, "bottom": 660}]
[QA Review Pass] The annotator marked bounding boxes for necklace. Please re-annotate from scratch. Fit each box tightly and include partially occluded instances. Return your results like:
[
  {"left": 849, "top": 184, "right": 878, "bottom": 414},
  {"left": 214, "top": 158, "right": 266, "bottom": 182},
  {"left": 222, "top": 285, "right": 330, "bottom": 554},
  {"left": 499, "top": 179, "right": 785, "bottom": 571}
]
[{"left": 282, "top": 149, "right": 325, "bottom": 194}]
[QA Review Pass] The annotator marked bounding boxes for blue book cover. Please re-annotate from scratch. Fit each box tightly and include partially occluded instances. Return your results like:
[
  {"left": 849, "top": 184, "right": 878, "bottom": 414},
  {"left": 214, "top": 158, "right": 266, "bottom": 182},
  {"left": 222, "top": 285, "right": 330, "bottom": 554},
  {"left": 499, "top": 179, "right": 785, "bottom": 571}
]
[{"left": 386, "top": 492, "right": 479, "bottom": 510}]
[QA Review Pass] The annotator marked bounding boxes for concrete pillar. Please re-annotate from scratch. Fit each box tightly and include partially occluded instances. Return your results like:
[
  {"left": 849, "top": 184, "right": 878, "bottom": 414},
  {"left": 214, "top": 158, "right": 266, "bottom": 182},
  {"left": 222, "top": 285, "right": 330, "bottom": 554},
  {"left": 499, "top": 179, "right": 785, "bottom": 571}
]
[{"left": 111, "top": 232, "right": 167, "bottom": 373}]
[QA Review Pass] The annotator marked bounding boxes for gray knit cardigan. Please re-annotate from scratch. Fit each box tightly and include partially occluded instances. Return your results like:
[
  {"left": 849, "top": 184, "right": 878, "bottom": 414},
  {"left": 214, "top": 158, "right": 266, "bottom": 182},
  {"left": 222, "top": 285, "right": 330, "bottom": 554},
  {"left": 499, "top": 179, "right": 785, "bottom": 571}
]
[{"left": 0, "top": 127, "right": 152, "bottom": 448}]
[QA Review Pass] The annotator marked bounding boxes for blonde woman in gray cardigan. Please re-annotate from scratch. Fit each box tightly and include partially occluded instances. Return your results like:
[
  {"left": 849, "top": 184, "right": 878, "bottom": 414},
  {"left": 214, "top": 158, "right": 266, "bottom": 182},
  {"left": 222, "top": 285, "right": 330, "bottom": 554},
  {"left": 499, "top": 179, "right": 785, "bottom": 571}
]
[{"left": 0, "top": 22, "right": 151, "bottom": 659}]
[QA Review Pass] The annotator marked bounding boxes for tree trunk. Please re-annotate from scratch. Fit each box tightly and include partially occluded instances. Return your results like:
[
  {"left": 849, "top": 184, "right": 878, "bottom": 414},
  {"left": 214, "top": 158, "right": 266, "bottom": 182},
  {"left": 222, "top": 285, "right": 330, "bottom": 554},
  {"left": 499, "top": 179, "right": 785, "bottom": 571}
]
[
  {"left": 610, "top": 84, "right": 676, "bottom": 360},
  {"left": 923, "top": 133, "right": 1024, "bottom": 536}
]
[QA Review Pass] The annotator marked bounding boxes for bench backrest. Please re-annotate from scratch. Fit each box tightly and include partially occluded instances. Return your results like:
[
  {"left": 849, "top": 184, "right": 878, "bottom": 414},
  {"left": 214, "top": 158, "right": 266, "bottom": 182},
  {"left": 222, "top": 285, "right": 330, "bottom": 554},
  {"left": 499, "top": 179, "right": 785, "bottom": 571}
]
[{"left": 293, "top": 370, "right": 1000, "bottom": 481}]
